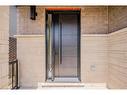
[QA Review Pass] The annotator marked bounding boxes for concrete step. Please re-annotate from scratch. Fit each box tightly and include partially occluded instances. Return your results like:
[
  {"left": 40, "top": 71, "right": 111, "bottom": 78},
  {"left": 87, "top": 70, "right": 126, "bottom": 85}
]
[
  {"left": 37, "top": 83, "right": 107, "bottom": 89},
  {"left": 38, "top": 83, "right": 85, "bottom": 88}
]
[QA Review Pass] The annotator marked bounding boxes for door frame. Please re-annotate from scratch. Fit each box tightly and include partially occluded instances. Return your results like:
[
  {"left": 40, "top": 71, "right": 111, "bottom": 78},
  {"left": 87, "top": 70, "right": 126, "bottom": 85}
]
[{"left": 45, "top": 10, "right": 81, "bottom": 81}]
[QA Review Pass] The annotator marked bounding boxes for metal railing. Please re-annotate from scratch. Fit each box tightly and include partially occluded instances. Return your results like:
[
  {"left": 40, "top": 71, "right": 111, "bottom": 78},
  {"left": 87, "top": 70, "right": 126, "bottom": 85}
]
[{"left": 9, "top": 59, "right": 19, "bottom": 89}]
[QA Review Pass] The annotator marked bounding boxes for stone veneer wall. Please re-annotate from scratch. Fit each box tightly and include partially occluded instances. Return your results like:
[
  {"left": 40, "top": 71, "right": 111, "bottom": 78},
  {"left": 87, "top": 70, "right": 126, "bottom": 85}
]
[
  {"left": 16, "top": 6, "right": 46, "bottom": 88},
  {"left": 0, "top": 6, "right": 9, "bottom": 89},
  {"left": 108, "top": 6, "right": 127, "bottom": 33},
  {"left": 17, "top": 35, "right": 45, "bottom": 88},
  {"left": 107, "top": 6, "right": 127, "bottom": 89},
  {"left": 108, "top": 28, "right": 127, "bottom": 89},
  {"left": 17, "top": 6, "right": 108, "bottom": 35},
  {"left": 81, "top": 6, "right": 108, "bottom": 34},
  {"left": 81, "top": 35, "right": 108, "bottom": 83},
  {"left": 17, "top": 6, "right": 45, "bottom": 35},
  {"left": 80, "top": 6, "right": 108, "bottom": 84}
]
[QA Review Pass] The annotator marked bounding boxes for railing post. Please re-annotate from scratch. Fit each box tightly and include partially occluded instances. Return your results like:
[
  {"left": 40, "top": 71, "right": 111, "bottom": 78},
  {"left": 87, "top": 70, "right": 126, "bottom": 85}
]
[
  {"left": 16, "top": 60, "right": 19, "bottom": 89},
  {"left": 9, "top": 59, "right": 19, "bottom": 89},
  {"left": 12, "top": 61, "right": 14, "bottom": 89}
]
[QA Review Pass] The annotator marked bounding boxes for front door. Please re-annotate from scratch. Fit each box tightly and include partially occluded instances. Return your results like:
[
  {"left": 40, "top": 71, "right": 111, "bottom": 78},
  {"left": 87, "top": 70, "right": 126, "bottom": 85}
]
[{"left": 46, "top": 11, "right": 80, "bottom": 81}]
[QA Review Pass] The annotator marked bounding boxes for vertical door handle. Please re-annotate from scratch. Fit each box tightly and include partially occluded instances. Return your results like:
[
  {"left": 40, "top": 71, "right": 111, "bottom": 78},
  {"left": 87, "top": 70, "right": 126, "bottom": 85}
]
[{"left": 59, "top": 22, "right": 62, "bottom": 64}]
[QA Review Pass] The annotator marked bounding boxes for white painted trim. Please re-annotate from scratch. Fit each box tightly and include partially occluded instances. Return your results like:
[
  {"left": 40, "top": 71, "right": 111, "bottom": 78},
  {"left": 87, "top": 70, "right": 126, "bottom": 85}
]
[
  {"left": 81, "top": 34, "right": 108, "bottom": 37},
  {"left": 15, "top": 34, "right": 108, "bottom": 38},
  {"left": 14, "top": 27, "right": 127, "bottom": 38},
  {"left": 81, "top": 27, "right": 127, "bottom": 37},
  {"left": 14, "top": 35, "right": 45, "bottom": 38},
  {"left": 109, "top": 27, "right": 127, "bottom": 36}
]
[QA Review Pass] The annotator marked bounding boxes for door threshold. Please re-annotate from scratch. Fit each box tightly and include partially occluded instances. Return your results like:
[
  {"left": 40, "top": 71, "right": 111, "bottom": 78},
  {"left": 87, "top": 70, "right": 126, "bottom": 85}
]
[{"left": 46, "top": 77, "right": 80, "bottom": 83}]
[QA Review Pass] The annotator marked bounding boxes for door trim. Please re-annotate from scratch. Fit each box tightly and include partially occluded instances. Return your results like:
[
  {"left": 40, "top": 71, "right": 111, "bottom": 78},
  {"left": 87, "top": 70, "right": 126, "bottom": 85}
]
[
  {"left": 46, "top": 7, "right": 81, "bottom": 11},
  {"left": 45, "top": 10, "right": 81, "bottom": 82}
]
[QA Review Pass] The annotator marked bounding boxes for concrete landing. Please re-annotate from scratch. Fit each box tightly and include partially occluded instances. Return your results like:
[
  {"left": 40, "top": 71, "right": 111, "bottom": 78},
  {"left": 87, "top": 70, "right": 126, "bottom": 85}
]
[{"left": 37, "top": 83, "right": 107, "bottom": 89}]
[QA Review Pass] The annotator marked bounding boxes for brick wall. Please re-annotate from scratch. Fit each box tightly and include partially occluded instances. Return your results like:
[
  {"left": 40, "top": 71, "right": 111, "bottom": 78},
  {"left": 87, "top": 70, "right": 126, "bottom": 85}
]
[
  {"left": 17, "top": 6, "right": 45, "bottom": 35},
  {"left": 109, "top": 6, "right": 127, "bottom": 33},
  {"left": 17, "top": 6, "right": 108, "bottom": 35},
  {"left": 81, "top": 6, "right": 108, "bottom": 34}
]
